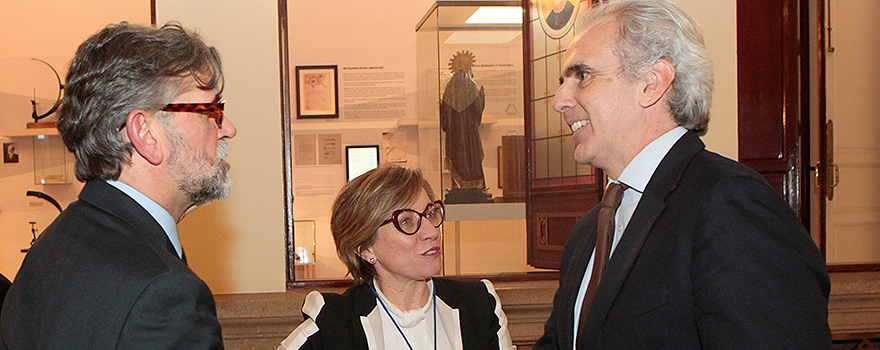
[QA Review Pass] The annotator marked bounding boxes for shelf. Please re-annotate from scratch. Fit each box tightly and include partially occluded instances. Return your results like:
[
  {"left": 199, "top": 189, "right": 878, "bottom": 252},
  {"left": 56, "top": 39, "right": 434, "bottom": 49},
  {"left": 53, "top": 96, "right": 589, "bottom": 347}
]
[
  {"left": 446, "top": 202, "right": 525, "bottom": 221},
  {"left": 0, "top": 128, "right": 58, "bottom": 138}
]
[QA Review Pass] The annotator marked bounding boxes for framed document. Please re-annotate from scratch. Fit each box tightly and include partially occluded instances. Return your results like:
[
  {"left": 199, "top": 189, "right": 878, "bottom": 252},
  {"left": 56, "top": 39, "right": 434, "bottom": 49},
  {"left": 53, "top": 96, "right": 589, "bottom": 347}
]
[
  {"left": 346, "top": 145, "right": 379, "bottom": 181},
  {"left": 295, "top": 65, "right": 339, "bottom": 119}
]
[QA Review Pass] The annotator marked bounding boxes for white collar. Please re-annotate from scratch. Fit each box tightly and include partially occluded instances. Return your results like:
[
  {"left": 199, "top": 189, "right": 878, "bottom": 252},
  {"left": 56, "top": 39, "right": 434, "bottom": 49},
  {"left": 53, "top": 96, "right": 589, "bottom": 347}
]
[{"left": 616, "top": 127, "right": 688, "bottom": 193}]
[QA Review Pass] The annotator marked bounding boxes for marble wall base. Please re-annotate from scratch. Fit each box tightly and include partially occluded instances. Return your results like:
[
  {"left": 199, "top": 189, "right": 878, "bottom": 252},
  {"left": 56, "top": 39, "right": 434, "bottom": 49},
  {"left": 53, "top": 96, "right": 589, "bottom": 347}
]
[{"left": 215, "top": 272, "right": 880, "bottom": 349}]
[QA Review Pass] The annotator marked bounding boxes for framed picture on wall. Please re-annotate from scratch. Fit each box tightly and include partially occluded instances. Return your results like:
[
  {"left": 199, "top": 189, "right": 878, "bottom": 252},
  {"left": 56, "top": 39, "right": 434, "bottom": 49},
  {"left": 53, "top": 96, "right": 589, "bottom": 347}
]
[
  {"left": 346, "top": 145, "right": 379, "bottom": 181},
  {"left": 295, "top": 65, "right": 339, "bottom": 119}
]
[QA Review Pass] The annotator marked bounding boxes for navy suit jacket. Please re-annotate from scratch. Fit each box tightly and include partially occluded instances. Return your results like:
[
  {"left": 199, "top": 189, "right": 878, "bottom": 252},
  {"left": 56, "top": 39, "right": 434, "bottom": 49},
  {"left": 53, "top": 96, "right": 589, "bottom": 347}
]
[
  {"left": 1, "top": 181, "right": 223, "bottom": 349},
  {"left": 535, "top": 131, "right": 831, "bottom": 349}
]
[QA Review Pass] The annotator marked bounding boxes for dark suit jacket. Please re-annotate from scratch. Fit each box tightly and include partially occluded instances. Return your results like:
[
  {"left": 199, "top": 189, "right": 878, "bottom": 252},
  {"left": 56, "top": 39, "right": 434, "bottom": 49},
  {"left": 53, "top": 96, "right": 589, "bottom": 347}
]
[
  {"left": 0, "top": 181, "right": 223, "bottom": 350},
  {"left": 535, "top": 131, "right": 831, "bottom": 349},
  {"left": 0, "top": 274, "right": 10, "bottom": 317}
]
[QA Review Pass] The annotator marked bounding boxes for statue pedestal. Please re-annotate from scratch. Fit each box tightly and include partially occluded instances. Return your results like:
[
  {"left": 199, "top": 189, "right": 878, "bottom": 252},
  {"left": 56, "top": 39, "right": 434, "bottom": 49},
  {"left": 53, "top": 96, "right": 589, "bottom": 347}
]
[{"left": 445, "top": 188, "right": 489, "bottom": 204}]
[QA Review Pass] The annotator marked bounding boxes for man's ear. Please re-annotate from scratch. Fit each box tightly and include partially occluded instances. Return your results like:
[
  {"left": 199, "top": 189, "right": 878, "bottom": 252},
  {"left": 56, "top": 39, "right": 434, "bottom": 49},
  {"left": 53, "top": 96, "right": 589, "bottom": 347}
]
[
  {"left": 125, "top": 109, "right": 164, "bottom": 165},
  {"left": 639, "top": 58, "right": 675, "bottom": 108}
]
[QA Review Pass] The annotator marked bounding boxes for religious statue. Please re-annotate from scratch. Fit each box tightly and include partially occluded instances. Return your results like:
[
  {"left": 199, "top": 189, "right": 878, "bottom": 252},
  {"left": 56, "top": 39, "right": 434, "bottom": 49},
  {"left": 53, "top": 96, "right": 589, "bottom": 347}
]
[{"left": 440, "top": 51, "right": 488, "bottom": 203}]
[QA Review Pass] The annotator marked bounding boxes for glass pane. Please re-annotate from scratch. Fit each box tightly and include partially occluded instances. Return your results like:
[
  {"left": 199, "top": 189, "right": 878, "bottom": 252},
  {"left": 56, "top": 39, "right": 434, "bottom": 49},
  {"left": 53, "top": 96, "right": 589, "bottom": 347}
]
[
  {"left": 548, "top": 136, "right": 562, "bottom": 178},
  {"left": 535, "top": 138, "right": 549, "bottom": 179},
  {"left": 33, "top": 135, "right": 68, "bottom": 185},
  {"left": 547, "top": 52, "right": 561, "bottom": 93},
  {"left": 531, "top": 19, "right": 546, "bottom": 59},
  {"left": 562, "top": 135, "right": 577, "bottom": 177},
  {"left": 560, "top": 29, "right": 574, "bottom": 53},
  {"left": 532, "top": 58, "right": 547, "bottom": 101},
  {"left": 577, "top": 161, "right": 592, "bottom": 177},
  {"left": 558, "top": 108, "right": 570, "bottom": 137},
  {"left": 534, "top": 98, "right": 549, "bottom": 139}
]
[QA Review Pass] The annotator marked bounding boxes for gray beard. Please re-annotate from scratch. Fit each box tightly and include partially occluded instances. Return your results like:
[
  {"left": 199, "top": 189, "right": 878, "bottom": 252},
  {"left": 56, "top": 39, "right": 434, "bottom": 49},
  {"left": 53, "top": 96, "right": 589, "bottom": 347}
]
[{"left": 165, "top": 130, "right": 233, "bottom": 207}]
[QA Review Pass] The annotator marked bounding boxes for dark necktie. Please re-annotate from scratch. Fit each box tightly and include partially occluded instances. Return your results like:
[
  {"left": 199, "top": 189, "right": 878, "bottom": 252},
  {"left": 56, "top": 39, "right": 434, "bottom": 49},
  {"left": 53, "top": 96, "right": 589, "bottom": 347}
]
[{"left": 577, "top": 182, "right": 628, "bottom": 341}]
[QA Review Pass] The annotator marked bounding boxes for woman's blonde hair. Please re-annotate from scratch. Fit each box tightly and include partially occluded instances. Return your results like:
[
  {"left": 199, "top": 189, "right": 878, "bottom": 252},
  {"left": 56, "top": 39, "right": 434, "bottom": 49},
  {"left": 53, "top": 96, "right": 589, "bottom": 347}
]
[{"left": 331, "top": 165, "right": 435, "bottom": 284}]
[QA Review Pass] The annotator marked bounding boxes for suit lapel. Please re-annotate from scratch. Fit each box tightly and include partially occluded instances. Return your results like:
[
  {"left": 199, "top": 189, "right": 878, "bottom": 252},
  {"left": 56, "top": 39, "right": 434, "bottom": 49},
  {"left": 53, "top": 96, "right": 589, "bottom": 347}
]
[{"left": 578, "top": 131, "right": 705, "bottom": 347}]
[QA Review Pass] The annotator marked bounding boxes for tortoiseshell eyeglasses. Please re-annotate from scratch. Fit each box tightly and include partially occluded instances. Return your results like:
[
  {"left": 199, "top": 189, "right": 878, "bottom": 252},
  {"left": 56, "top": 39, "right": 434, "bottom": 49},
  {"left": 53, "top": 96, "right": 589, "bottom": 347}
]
[{"left": 161, "top": 101, "right": 225, "bottom": 127}]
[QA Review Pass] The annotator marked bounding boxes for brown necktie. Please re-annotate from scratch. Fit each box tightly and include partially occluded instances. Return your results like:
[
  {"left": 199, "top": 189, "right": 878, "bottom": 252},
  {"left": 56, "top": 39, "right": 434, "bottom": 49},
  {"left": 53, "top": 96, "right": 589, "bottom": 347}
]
[{"left": 577, "top": 182, "right": 627, "bottom": 340}]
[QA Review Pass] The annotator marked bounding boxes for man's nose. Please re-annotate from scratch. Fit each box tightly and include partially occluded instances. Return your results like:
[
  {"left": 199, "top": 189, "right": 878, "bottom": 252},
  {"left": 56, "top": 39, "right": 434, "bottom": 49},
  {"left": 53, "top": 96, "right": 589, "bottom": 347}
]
[
  {"left": 219, "top": 116, "right": 237, "bottom": 139},
  {"left": 553, "top": 82, "right": 574, "bottom": 113}
]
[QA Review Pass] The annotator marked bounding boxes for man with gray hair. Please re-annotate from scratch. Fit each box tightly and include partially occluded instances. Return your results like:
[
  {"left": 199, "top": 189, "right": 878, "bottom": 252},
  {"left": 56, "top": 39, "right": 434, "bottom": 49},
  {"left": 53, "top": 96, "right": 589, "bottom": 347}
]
[
  {"left": 1, "top": 22, "right": 236, "bottom": 349},
  {"left": 535, "top": 0, "right": 830, "bottom": 349}
]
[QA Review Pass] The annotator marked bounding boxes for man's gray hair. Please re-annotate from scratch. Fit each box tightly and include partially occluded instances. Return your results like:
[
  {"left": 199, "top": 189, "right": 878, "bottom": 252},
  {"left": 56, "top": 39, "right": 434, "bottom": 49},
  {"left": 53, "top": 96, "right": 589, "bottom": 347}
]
[{"left": 586, "top": 0, "right": 714, "bottom": 135}]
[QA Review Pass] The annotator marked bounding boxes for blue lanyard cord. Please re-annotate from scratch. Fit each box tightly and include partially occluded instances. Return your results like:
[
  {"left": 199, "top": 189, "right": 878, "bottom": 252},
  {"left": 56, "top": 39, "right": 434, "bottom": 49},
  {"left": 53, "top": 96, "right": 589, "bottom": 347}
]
[{"left": 370, "top": 283, "right": 437, "bottom": 350}]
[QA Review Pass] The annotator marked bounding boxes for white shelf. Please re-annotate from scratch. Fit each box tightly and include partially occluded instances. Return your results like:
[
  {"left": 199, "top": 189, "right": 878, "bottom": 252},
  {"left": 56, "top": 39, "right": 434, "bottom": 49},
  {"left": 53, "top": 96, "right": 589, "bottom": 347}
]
[{"left": 445, "top": 202, "right": 525, "bottom": 221}]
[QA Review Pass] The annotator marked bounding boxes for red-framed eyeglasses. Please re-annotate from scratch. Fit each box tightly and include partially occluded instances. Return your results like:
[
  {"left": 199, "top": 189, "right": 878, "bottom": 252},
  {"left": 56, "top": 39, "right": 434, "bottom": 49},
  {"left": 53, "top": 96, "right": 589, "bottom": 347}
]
[{"left": 379, "top": 200, "right": 445, "bottom": 235}]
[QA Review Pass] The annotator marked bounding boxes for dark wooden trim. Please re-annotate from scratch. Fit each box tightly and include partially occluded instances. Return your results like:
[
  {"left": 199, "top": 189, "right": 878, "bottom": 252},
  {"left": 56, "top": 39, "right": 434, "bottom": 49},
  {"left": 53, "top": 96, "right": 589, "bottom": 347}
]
[
  {"left": 287, "top": 279, "right": 355, "bottom": 290},
  {"left": 278, "top": 0, "right": 296, "bottom": 287},
  {"left": 736, "top": 0, "right": 802, "bottom": 216},
  {"left": 827, "top": 264, "right": 880, "bottom": 273},
  {"left": 830, "top": 333, "right": 880, "bottom": 342},
  {"left": 816, "top": 0, "right": 829, "bottom": 260},
  {"left": 798, "top": 0, "right": 812, "bottom": 232},
  {"left": 522, "top": 0, "right": 535, "bottom": 271},
  {"left": 444, "top": 271, "right": 559, "bottom": 282}
]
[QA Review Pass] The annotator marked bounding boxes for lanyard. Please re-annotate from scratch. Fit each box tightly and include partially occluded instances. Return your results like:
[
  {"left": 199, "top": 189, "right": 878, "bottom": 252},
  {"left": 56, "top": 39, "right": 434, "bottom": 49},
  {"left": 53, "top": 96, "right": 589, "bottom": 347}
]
[{"left": 370, "top": 282, "right": 437, "bottom": 350}]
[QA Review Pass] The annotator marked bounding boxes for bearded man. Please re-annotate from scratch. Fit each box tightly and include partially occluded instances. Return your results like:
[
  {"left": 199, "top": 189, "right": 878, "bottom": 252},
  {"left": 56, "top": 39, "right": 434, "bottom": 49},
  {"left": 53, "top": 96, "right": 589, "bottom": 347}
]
[{"left": 1, "top": 22, "right": 236, "bottom": 350}]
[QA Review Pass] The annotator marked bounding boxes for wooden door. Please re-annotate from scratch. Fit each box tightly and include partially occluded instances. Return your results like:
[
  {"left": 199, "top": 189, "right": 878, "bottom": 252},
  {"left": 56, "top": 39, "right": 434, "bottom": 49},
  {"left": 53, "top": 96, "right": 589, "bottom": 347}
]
[{"left": 821, "top": 0, "right": 880, "bottom": 267}]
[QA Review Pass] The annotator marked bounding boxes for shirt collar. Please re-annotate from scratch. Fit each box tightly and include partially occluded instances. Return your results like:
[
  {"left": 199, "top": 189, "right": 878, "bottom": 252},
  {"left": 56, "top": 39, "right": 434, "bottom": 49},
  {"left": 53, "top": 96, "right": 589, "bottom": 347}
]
[
  {"left": 105, "top": 180, "right": 182, "bottom": 259},
  {"left": 615, "top": 126, "right": 688, "bottom": 193}
]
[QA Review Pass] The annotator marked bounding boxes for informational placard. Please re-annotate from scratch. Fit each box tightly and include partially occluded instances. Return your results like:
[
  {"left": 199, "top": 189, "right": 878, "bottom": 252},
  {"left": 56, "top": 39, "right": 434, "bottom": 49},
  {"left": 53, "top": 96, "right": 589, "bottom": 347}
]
[
  {"left": 294, "top": 166, "right": 344, "bottom": 197},
  {"left": 318, "top": 134, "right": 342, "bottom": 165},
  {"left": 345, "top": 145, "right": 379, "bottom": 181},
  {"left": 382, "top": 132, "right": 407, "bottom": 163},
  {"left": 474, "top": 64, "right": 519, "bottom": 116},
  {"left": 341, "top": 66, "right": 406, "bottom": 120},
  {"left": 294, "top": 134, "right": 317, "bottom": 166}
]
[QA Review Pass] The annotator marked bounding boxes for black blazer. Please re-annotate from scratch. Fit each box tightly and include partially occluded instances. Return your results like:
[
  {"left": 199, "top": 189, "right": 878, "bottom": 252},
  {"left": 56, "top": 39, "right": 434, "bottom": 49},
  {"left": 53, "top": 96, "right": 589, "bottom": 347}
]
[
  {"left": 535, "top": 131, "right": 831, "bottom": 349},
  {"left": 0, "top": 181, "right": 223, "bottom": 350},
  {"left": 0, "top": 274, "right": 10, "bottom": 317},
  {"left": 282, "top": 278, "right": 511, "bottom": 350}
]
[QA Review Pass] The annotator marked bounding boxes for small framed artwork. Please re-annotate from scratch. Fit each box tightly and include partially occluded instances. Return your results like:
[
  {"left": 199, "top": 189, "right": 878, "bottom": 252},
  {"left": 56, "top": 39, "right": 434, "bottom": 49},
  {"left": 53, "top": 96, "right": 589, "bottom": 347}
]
[
  {"left": 295, "top": 65, "right": 339, "bottom": 119},
  {"left": 346, "top": 145, "right": 379, "bottom": 181},
  {"left": 3, "top": 142, "right": 19, "bottom": 164}
]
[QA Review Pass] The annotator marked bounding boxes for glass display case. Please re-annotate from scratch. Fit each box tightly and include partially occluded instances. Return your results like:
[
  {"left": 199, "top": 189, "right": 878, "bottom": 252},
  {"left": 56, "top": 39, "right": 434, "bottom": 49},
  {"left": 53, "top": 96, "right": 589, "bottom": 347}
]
[
  {"left": 417, "top": 1, "right": 539, "bottom": 276},
  {"left": 293, "top": 220, "right": 317, "bottom": 279},
  {"left": 416, "top": 0, "right": 526, "bottom": 205},
  {"left": 33, "top": 134, "right": 69, "bottom": 185}
]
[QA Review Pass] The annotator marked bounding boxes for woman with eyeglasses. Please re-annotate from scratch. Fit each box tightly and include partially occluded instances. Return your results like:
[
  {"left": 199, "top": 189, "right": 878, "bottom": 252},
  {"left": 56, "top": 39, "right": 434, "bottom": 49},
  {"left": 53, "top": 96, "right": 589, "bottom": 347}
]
[{"left": 278, "top": 165, "right": 515, "bottom": 350}]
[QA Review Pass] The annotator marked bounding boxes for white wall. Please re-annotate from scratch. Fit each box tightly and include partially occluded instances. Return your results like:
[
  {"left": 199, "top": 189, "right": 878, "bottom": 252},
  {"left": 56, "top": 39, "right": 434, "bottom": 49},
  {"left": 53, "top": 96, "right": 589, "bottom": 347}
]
[
  {"left": 155, "top": 0, "right": 286, "bottom": 293},
  {"left": 0, "top": 0, "right": 149, "bottom": 281},
  {"left": 679, "top": 0, "right": 738, "bottom": 159}
]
